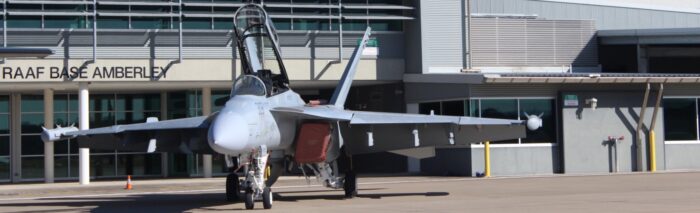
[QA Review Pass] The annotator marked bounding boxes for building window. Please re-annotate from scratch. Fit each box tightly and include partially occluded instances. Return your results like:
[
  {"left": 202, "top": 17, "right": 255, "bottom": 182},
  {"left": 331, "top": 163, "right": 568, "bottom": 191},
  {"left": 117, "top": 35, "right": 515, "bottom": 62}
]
[
  {"left": 272, "top": 19, "right": 292, "bottom": 30},
  {"left": 3, "top": 1, "right": 407, "bottom": 31},
  {"left": 418, "top": 98, "right": 557, "bottom": 144},
  {"left": 663, "top": 98, "right": 698, "bottom": 141},
  {"left": 480, "top": 99, "right": 518, "bottom": 119},
  {"left": 0, "top": 96, "right": 9, "bottom": 181},
  {"left": 441, "top": 100, "right": 464, "bottom": 116},
  {"left": 168, "top": 91, "right": 203, "bottom": 119},
  {"left": 97, "top": 17, "right": 129, "bottom": 29},
  {"left": 52, "top": 93, "right": 163, "bottom": 179},
  {"left": 293, "top": 19, "right": 322, "bottom": 31},
  {"left": 214, "top": 18, "right": 234, "bottom": 30},
  {"left": 7, "top": 16, "right": 42, "bottom": 28},
  {"left": 183, "top": 17, "right": 212, "bottom": 30},
  {"left": 44, "top": 16, "right": 89, "bottom": 29},
  {"left": 418, "top": 102, "right": 440, "bottom": 115},
  {"left": 20, "top": 95, "right": 44, "bottom": 179},
  {"left": 53, "top": 94, "right": 78, "bottom": 178},
  {"left": 212, "top": 90, "right": 230, "bottom": 112},
  {"left": 520, "top": 99, "right": 556, "bottom": 143},
  {"left": 480, "top": 99, "right": 519, "bottom": 143},
  {"left": 132, "top": 17, "right": 172, "bottom": 29},
  {"left": 167, "top": 90, "right": 229, "bottom": 176}
]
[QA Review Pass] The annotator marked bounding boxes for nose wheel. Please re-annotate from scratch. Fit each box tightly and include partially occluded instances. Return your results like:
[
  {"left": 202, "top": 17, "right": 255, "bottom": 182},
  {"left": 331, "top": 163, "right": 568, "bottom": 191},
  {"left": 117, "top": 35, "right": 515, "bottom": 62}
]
[
  {"left": 244, "top": 189, "right": 255, "bottom": 209},
  {"left": 240, "top": 145, "right": 273, "bottom": 210},
  {"left": 262, "top": 187, "right": 273, "bottom": 209}
]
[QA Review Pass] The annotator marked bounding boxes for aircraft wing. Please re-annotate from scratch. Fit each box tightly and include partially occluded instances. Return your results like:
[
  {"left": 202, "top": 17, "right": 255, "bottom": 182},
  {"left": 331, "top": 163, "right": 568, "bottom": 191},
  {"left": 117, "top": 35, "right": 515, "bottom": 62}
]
[
  {"left": 43, "top": 115, "right": 216, "bottom": 154},
  {"left": 65, "top": 116, "right": 210, "bottom": 136},
  {"left": 270, "top": 106, "right": 526, "bottom": 155}
]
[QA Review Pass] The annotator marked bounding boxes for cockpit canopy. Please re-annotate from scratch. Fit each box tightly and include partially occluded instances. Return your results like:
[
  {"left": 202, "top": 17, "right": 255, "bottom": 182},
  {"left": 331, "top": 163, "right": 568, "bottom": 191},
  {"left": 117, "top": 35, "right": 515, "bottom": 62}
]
[
  {"left": 233, "top": 4, "right": 289, "bottom": 96},
  {"left": 234, "top": 5, "right": 279, "bottom": 48},
  {"left": 231, "top": 75, "right": 267, "bottom": 97}
]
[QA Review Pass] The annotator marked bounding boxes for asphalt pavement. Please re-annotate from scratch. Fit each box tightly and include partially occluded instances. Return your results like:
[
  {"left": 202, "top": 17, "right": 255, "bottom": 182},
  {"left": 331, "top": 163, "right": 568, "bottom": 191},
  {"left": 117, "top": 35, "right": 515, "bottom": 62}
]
[{"left": 1, "top": 172, "right": 700, "bottom": 212}]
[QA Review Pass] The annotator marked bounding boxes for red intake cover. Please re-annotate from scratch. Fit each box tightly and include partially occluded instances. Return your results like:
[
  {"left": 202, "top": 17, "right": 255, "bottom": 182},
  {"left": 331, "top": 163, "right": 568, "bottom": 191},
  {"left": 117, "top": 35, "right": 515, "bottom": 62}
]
[{"left": 294, "top": 122, "right": 332, "bottom": 164}]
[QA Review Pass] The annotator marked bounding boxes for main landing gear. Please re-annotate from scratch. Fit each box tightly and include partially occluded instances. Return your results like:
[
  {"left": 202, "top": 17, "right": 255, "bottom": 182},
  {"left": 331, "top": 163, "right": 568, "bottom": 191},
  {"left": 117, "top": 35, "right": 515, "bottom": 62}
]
[
  {"left": 340, "top": 151, "right": 357, "bottom": 198},
  {"left": 296, "top": 149, "right": 358, "bottom": 199},
  {"left": 344, "top": 171, "right": 357, "bottom": 198},
  {"left": 226, "top": 173, "right": 240, "bottom": 201}
]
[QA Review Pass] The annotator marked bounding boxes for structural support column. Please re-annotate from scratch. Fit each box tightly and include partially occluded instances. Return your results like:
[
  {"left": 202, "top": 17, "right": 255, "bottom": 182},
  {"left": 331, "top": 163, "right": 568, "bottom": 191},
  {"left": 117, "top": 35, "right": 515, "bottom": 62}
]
[
  {"left": 10, "top": 94, "right": 20, "bottom": 183},
  {"left": 484, "top": 141, "right": 491, "bottom": 178},
  {"left": 637, "top": 45, "right": 649, "bottom": 73},
  {"left": 201, "top": 87, "right": 213, "bottom": 178},
  {"left": 160, "top": 92, "right": 169, "bottom": 178},
  {"left": 78, "top": 82, "right": 90, "bottom": 185},
  {"left": 405, "top": 103, "right": 421, "bottom": 173},
  {"left": 648, "top": 84, "right": 664, "bottom": 172},
  {"left": 43, "top": 89, "right": 54, "bottom": 183},
  {"left": 635, "top": 83, "right": 651, "bottom": 172}
]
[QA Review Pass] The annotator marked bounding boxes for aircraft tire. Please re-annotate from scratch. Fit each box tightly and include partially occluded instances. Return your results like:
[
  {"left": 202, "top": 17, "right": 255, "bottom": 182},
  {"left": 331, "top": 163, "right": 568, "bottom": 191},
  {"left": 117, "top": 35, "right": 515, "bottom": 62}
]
[
  {"left": 262, "top": 187, "right": 273, "bottom": 209},
  {"left": 343, "top": 171, "right": 357, "bottom": 198},
  {"left": 226, "top": 173, "right": 240, "bottom": 202},
  {"left": 244, "top": 189, "right": 255, "bottom": 210}
]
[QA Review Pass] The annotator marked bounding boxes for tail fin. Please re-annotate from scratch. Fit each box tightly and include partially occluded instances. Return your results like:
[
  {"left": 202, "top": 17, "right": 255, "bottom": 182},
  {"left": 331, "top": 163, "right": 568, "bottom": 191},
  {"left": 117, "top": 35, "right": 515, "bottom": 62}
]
[{"left": 329, "top": 27, "right": 372, "bottom": 109}]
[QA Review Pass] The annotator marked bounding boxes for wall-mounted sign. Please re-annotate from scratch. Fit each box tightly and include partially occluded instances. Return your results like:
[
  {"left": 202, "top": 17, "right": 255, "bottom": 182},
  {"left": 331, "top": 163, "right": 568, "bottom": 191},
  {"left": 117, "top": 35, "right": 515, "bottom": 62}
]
[
  {"left": 359, "top": 38, "right": 378, "bottom": 56},
  {"left": 0, "top": 59, "right": 234, "bottom": 82},
  {"left": 1, "top": 66, "right": 168, "bottom": 80},
  {"left": 564, "top": 94, "right": 579, "bottom": 107}
]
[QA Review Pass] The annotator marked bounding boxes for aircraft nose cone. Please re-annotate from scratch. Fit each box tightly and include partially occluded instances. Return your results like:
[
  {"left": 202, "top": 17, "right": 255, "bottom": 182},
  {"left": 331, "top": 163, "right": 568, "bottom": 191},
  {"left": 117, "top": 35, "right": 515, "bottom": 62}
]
[{"left": 208, "top": 112, "right": 249, "bottom": 154}]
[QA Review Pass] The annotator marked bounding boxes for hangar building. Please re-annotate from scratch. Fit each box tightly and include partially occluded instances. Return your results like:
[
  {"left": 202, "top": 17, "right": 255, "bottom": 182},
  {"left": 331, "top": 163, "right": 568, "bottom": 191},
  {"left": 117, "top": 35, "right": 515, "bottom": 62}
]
[{"left": 3, "top": 0, "right": 700, "bottom": 183}]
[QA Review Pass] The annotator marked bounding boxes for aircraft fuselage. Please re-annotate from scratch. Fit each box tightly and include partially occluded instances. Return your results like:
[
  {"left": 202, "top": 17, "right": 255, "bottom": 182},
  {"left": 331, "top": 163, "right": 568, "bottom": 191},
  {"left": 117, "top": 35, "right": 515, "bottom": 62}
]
[{"left": 207, "top": 90, "right": 305, "bottom": 155}]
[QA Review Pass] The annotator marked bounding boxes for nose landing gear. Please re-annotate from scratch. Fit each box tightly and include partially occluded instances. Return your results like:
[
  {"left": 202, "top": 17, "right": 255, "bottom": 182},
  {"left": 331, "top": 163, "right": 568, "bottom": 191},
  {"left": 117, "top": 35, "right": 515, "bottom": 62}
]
[
  {"left": 239, "top": 145, "right": 273, "bottom": 210},
  {"left": 224, "top": 146, "right": 276, "bottom": 210}
]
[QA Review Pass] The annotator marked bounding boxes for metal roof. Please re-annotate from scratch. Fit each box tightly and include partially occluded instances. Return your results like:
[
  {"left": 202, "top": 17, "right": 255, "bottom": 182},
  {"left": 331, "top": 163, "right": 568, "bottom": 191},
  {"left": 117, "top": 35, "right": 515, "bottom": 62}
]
[
  {"left": 404, "top": 73, "right": 700, "bottom": 84},
  {"left": 598, "top": 28, "right": 700, "bottom": 37},
  {"left": 0, "top": 47, "right": 54, "bottom": 58},
  {"left": 598, "top": 28, "right": 700, "bottom": 45},
  {"left": 486, "top": 73, "right": 700, "bottom": 84}
]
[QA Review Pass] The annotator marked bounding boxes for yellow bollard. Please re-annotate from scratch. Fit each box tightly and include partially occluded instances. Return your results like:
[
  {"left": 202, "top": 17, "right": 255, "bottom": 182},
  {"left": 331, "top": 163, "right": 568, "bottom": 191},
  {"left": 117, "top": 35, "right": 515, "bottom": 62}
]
[
  {"left": 484, "top": 141, "right": 491, "bottom": 177},
  {"left": 650, "top": 130, "right": 657, "bottom": 172}
]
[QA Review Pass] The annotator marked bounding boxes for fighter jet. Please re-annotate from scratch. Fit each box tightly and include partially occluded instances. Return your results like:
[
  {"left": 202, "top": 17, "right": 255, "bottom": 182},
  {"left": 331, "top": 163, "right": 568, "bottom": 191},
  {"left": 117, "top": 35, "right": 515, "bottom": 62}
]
[{"left": 42, "top": 4, "right": 527, "bottom": 210}]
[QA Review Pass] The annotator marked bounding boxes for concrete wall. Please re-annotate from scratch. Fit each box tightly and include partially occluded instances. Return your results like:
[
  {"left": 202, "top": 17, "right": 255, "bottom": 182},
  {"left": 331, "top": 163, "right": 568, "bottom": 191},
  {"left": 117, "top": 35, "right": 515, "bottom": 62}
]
[
  {"left": 561, "top": 91, "right": 665, "bottom": 173},
  {"left": 665, "top": 144, "right": 700, "bottom": 170},
  {"left": 420, "top": 145, "right": 560, "bottom": 176},
  {"left": 471, "top": 145, "right": 560, "bottom": 176}
]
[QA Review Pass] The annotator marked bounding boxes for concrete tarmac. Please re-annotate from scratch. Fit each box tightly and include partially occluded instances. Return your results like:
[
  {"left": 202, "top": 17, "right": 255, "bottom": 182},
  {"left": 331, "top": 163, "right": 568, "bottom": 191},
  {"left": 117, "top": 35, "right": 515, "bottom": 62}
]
[{"left": 1, "top": 172, "right": 700, "bottom": 212}]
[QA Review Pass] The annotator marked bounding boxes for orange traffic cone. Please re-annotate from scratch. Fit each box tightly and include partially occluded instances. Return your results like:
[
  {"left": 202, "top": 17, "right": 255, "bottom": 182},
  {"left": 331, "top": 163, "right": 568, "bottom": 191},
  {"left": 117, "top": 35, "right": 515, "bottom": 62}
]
[{"left": 125, "top": 175, "right": 133, "bottom": 190}]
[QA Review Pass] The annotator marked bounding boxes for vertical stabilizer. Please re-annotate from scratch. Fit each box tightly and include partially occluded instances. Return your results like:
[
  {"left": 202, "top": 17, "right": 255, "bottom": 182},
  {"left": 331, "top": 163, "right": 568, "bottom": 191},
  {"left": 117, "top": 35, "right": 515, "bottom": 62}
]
[{"left": 329, "top": 27, "right": 372, "bottom": 108}]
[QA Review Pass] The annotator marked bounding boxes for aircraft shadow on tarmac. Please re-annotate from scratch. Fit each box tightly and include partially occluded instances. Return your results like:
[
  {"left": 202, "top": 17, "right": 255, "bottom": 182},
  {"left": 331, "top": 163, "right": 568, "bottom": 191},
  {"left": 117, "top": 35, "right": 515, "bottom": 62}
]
[
  {"left": 273, "top": 192, "right": 449, "bottom": 201},
  {"left": 0, "top": 190, "right": 449, "bottom": 212}
]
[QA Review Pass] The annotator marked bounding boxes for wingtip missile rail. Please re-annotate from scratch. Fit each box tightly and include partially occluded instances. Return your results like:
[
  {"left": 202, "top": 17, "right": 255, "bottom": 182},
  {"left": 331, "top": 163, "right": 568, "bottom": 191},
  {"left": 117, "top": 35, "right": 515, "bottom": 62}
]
[{"left": 41, "top": 126, "right": 79, "bottom": 142}]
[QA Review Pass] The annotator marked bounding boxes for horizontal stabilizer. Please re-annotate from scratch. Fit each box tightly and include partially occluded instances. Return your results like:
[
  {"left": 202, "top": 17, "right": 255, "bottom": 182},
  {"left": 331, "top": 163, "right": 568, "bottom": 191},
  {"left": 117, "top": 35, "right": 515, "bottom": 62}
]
[{"left": 389, "top": 147, "right": 436, "bottom": 159}]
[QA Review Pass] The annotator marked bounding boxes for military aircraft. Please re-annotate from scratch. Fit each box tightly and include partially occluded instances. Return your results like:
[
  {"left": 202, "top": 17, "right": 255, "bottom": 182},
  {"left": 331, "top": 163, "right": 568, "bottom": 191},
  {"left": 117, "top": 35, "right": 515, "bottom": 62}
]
[{"left": 42, "top": 4, "right": 528, "bottom": 210}]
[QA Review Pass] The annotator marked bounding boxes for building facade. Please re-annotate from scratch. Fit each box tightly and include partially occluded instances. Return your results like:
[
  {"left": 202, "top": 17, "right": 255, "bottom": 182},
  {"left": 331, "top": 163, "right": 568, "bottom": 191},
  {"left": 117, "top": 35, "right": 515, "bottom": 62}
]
[{"left": 3, "top": 0, "right": 700, "bottom": 183}]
